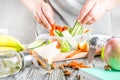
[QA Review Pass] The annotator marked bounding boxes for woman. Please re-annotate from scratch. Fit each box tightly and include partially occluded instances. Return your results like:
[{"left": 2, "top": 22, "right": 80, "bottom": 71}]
[{"left": 21, "top": 0, "right": 120, "bottom": 36}]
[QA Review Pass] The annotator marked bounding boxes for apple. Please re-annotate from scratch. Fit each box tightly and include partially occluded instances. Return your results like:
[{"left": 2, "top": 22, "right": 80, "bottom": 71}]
[{"left": 104, "top": 38, "right": 120, "bottom": 70}]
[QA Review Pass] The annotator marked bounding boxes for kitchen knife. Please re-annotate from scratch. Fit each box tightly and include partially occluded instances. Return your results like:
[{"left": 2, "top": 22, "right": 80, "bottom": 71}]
[
  {"left": 87, "top": 34, "right": 113, "bottom": 63},
  {"left": 88, "top": 44, "right": 96, "bottom": 64},
  {"left": 88, "top": 37, "right": 98, "bottom": 64}
]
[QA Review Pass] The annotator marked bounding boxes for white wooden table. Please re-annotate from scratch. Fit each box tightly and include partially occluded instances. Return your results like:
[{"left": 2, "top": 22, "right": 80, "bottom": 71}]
[{"left": 1, "top": 56, "right": 105, "bottom": 80}]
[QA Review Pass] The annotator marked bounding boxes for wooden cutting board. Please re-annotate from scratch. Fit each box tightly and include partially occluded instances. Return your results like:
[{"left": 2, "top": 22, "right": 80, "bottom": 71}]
[{"left": 53, "top": 51, "right": 88, "bottom": 62}]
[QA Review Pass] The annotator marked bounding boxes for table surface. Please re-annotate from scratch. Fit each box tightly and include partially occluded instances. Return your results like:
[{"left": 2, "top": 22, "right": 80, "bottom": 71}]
[{"left": 1, "top": 56, "right": 106, "bottom": 80}]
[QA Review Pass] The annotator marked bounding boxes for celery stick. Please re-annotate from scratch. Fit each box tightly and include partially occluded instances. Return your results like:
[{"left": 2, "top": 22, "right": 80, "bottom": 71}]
[
  {"left": 60, "top": 41, "right": 70, "bottom": 52},
  {"left": 54, "top": 30, "right": 70, "bottom": 52},
  {"left": 62, "top": 30, "right": 77, "bottom": 49},
  {"left": 53, "top": 30, "right": 63, "bottom": 37},
  {"left": 71, "top": 21, "right": 83, "bottom": 36}
]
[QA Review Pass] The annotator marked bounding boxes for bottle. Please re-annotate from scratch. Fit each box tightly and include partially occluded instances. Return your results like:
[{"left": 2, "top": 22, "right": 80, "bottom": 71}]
[{"left": 0, "top": 50, "right": 32, "bottom": 78}]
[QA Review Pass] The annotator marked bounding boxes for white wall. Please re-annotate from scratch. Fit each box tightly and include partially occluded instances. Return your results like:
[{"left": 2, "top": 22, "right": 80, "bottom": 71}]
[
  {"left": 0, "top": 0, "right": 36, "bottom": 44},
  {"left": 111, "top": 6, "right": 120, "bottom": 35}
]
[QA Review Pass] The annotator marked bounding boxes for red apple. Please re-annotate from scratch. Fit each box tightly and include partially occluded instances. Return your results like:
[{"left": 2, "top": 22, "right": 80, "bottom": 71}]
[{"left": 104, "top": 38, "right": 120, "bottom": 70}]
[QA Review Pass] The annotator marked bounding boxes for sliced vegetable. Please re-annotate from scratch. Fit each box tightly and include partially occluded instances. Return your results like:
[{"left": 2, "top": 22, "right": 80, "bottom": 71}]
[
  {"left": 60, "top": 40, "right": 70, "bottom": 52},
  {"left": 71, "top": 21, "right": 83, "bottom": 36},
  {"left": 50, "top": 24, "right": 68, "bottom": 36},
  {"left": 29, "top": 39, "right": 46, "bottom": 49},
  {"left": 54, "top": 30, "right": 63, "bottom": 37},
  {"left": 62, "top": 30, "right": 77, "bottom": 49},
  {"left": 54, "top": 30, "right": 71, "bottom": 52},
  {"left": 66, "top": 50, "right": 82, "bottom": 58}
]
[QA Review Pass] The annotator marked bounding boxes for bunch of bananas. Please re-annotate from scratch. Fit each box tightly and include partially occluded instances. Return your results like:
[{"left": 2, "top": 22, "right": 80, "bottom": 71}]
[{"left": 0, "top": 34, "right": 25, "bottom": 52}]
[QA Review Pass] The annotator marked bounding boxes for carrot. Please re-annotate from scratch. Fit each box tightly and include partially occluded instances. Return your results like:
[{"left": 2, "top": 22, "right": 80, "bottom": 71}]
[
  {"left": 50, "top": 24, "right": 56, "bottom": 36},
  {"left": 67, "top": 60, "right": 90, "bottom": 68},
  {"left": 51, "top": 24, "right": 56, "bottom": 30},
  {"left": 66, "top": 50, "right": 82, "bottom": 58},
  {"left": 83, "top": 28, "right": 90, "bottom": 33},
  {"left": 68, "top": 60, "right": 79, "bottom": 67},
  {"left": 78, "top": 65, "right": 90, "bottom": 68},
  {"left": 56, "top": 42, "right": 61, "bottom": 48},
  {"left": 59, "top": 27, "right": 63, "bottom": 32},
  {"left": 56, "top": 25, "right": 60, "bottom": 31},
  {"left": 63, "top": 26, "right": 68, "bottom": 31},
  {"left": 49, "top": 29, "right": 55, "bottom": 36}
]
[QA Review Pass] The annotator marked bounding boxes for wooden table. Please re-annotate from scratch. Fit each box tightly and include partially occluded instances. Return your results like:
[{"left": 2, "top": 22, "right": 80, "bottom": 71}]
[{"left": 1, "top": 56, "right": 106, "bottom": 80}]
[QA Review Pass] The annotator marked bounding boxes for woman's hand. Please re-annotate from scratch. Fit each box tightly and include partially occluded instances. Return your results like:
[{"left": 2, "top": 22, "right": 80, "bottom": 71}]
[
  {"left": 78, "top": 0, "right": 107, "bottom": 25},
  {"left": 33, "top": 1, "right": 54, "bottom": 30},
  {"left": 78, "top": 0, "right": 120, "bottom": 25}
]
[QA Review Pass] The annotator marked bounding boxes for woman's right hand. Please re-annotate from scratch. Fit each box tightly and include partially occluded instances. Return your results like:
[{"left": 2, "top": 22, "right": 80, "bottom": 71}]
[{"left": 33, "top": 1, "right": 54, "bottom": 30}]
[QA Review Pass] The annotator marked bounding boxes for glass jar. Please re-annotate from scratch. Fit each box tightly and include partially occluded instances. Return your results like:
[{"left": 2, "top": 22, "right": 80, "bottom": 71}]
[{"left": 0, "top": 50, "right": 32, "bottom": 78}]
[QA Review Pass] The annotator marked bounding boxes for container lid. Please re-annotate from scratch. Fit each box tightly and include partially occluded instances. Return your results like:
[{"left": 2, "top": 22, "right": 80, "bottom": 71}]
[{"left": 20, "top": 51, "right": 32, "bottom": 68}]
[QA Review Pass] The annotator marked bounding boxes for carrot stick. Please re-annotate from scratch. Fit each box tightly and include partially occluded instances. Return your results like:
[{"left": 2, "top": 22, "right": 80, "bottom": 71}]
[
  {"left": 50, "top": 24, "right": 56, "bottom": 36},
  {"left": 78, "top": 65, "right": 90, "bottom": 68},
  {"left": 51, "top": 24, "right": 56, "bottom": 30},
  {"left": 63, "top": 26, "right": 68, "bottom": 31},
  {"left": 59, "top": 27, "right": 63, "bottom": 32},
  {"left": 83, "top": 28, "right": 90, "bottom": 33},
  {"left": 56, "top": 42, "right": 61, "bottom": 48},
  {"left": 66, "top": 50, "right": 82, "bottom": 58},
  {"left": 49, "top": 29, "right": 54, "bottom": 36},
  {"left": 56, "top": 25, "right": 60, "bottom": 31}
]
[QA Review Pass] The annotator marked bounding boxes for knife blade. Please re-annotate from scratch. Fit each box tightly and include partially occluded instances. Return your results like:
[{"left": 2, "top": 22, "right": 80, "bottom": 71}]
[
  {"left": 87, "top": 34, "right": 112, "bottom": 63},
  {"left": 88, "top": 37, "right": 98, "bottom": 63},
  {"left": 88, "top": 44, "right": 96, "bottom": 63}
]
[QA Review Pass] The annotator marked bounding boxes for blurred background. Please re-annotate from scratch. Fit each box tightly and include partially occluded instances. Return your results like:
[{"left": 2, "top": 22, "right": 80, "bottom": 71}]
[
  {"left": 111, "top": 6, "right": 120, "bottom": 35},
  {"left": 0, "top": 0, "right": 120, "bottom": 44}
]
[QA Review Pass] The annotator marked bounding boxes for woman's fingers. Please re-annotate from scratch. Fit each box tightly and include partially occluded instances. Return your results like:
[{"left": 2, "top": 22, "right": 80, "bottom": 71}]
[
  {"left": 78, "top": 0, "right": 95, "bottom": 23},
  {"left": 41, "top": 4, "right": 54, "bottom": 25},
  {"left": 78, "top": 0, "right": 106, "bottom": 25},
  {"left": 84, "top": 6, "right": 105, "bottom": 25},
  {"left": 33, "top": 2, "right": 54, "bottom": 30},
  {"left": 86, "top": 18, "right": 95, "bottom": 25},
  {"left": 78, "top": 0, "right": 108, "bottom": 25},
  {"left": 37, "top": 9, "right": 51, "bottom": 30},
  {"left": 81, "top": 3, "right": 100, "bottom": 24},
  {"left": 34, "top": 12, "right": 42, "bottom": 24}
]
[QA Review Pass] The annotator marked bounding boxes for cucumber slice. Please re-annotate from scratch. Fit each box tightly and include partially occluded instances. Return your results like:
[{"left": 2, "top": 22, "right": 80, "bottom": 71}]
[{"left": 29, "top": 39, "right": 46, "bottom": 49}]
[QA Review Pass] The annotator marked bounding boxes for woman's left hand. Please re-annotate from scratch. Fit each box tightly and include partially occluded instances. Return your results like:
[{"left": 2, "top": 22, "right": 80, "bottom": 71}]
[{"left": 77, "top": 0, "right": 107, "bottom": 25}]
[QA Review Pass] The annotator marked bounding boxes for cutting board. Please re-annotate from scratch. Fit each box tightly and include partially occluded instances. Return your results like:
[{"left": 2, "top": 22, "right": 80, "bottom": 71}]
[
  {"left": 53, "top": 51, "right": 88, "bottom": 61},
  {"left": 81, "top": 68, "right": 120, "bottom": 80}
]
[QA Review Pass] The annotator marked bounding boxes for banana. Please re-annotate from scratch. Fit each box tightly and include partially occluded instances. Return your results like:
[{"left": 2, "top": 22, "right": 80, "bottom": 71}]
[
  {"left": 0, "top": 47, "right": 20, "bottom": 52},
  {"left": 0, "top": 34, "right": 25, "bottom": 52}
]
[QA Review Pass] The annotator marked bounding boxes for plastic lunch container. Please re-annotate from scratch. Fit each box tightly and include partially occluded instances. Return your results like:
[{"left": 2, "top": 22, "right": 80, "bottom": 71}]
[{"left": 35, "top": 30, "right": 91, "bottom": 52}]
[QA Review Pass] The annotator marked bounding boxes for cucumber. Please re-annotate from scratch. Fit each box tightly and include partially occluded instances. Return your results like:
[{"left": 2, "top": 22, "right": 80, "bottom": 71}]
[{"left": 29, "top": 39, "right": 46, "bottom": 49}]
